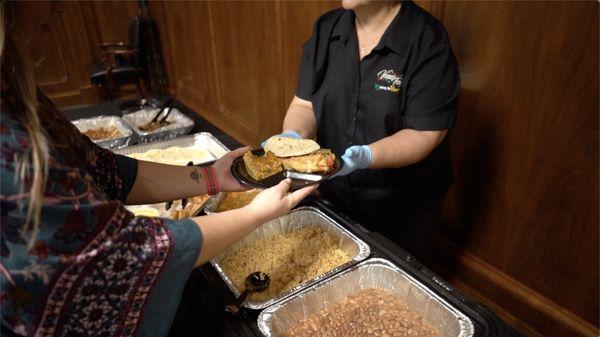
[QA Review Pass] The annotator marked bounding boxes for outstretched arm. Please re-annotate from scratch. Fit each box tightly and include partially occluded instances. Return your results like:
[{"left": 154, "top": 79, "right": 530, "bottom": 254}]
[
  {"left": 125, "top": 147, "right": 249, "bottom": 205},
  {"left": 192, "top": 179, "right": 316, "bottom": 266},
  {"left": 282, "top": 96, "right": 317, "bottom": 139},
  {"left": 369, "top": 129, "right": 447, "bottom": 169}
]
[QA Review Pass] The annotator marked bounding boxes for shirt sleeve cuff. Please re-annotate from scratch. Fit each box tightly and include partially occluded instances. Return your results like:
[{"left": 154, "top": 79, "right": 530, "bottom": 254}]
[
  {"left": 115, "top": 154, "right": 138, "bottom": 201},
  {"left": 137, "top": 218, "right": 201, "bottom": 336},
  {"left": 402, "top": 112, "right": 455, "bottom": 131},
  {"left": 296, "top": 87, "right": 312, "bottom": 101},
  {"left": 164, "top": 217, "right": 202, "bottom": 271}
]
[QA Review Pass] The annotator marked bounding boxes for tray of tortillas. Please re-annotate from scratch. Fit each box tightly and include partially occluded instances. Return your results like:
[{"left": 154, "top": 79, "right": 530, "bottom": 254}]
[{"left": 231, "top": 137, "right": 342, "bottom": 190}]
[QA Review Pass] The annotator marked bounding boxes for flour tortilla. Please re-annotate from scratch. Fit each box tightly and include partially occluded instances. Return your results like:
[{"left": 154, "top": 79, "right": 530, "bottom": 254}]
[{"left": 264, "top": 137, "right": 320, "bottom": 157}]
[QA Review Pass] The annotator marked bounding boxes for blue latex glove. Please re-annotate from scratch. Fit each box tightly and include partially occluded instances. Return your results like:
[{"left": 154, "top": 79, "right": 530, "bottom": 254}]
[
  {"left": 261, "top": 130, "right": 302, "bottom": 148},
  {"left": 333, "top": 145, "right": 372, "bottom": 177}
]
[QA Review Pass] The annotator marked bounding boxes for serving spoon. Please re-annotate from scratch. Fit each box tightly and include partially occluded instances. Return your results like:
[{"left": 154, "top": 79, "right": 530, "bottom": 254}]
[{"left": 225, "top": 271, "right": 270, "bottom": 314}]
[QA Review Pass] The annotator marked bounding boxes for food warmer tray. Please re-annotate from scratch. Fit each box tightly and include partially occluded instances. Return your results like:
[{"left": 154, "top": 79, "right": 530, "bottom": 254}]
[
  {"left": 122, "top": 107, "right": 194, "bottom": 143},
  {"left": 210, "top": 206, "right": 371, "bottom": 310},
  {"left": 189, "top": 197, "right": 518, "bottom": 337},
  {"left": 114, "top": 132, "right": 229, "bottom": 165},
  {"left": 71, "top": 115, "right": 133, "bottom": 149}
]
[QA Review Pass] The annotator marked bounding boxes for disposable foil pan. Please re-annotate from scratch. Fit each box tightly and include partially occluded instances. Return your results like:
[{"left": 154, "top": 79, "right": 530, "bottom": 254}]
[
  {"left": 114, "top": 132, "right": 229, "bottom": 165},
  {"left": 203, "top": 193, "right": 225, "bottom": 215},
  {"left": 203, "top": 189, "right": 262, "bottom": 215},
  {"left": 71, "top": 115, "right": 133, "bottom": 149},
  {"left": 258, "top": 258, "right": 475, "bottom": 337},
  {"left": 122, "top": 107, "right": 194, "bottom": 143},
  {"left": 210, "top": 206, "right": 371, "bottom": 310}
]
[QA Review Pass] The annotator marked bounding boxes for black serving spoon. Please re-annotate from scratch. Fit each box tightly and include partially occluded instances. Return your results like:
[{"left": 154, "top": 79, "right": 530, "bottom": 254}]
[{"left": 225, "top": 271, "right": 270, "bottom": 315}]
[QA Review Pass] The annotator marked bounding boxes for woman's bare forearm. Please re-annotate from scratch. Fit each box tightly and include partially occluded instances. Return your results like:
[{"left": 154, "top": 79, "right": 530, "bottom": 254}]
[
  {"left": 192, "top": 179, "right": 317, "bottom": 266},
  {"left": 192, "top": 207, "right": 265, "bottom": 266},
  {"left": 125, "top": 160, "right": 208, "bottom": 205},
  {"left": 282, "top": 96, "right": 317, "bottom": 139},
  {"left": 369, "top": 129, "right": 447, "bottom": 169}
]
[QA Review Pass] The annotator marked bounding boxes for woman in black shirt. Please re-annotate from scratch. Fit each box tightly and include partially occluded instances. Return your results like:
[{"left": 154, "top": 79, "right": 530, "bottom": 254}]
[{"left": 267, "top": 0, "right": 459, "bottom": 259}]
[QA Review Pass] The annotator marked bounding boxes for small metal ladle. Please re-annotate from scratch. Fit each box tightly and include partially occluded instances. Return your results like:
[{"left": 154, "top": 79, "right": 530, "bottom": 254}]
[{"left": 225, "top": 271, "right": 270, "bottom": 315}]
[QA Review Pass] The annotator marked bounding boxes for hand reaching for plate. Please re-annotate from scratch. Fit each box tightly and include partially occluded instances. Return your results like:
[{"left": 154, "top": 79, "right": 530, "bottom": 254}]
[
  {"left": 212, "top": 147, "right": 251, "bottom": 193},
  {"left": 244, "top": 179, "right": 317, "bottom": 223}
]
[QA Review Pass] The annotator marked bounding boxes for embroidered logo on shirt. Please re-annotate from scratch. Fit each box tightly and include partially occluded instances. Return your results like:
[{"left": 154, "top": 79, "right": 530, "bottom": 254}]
[{"left": 374, "top": 69, "right": 403, "bottom": 93}]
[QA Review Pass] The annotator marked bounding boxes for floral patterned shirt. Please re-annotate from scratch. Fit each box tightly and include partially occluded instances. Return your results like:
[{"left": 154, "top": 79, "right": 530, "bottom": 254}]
[{"left": 0, "top": 90, "right": 201, "bottom": 337}]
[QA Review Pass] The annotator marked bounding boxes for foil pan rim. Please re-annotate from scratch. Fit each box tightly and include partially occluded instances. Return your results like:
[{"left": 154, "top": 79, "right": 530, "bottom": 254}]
[
  {"left": 203, "top": 193, "right": 224, "bottom": 215},
  {"left": 122, "top": 107, "right": 194, "bottom": 136},
  {"left": 209, "top": 206, "right": 371, "bottom": 310},
  {"left": 113, "top": 132, "right": 229, "bottom": 162},
  {"left": 71, "top": 115, "right": 133, "bottom": 149},
  {"left": 257, "top": 257, "right": 475, "bottom": 337}
]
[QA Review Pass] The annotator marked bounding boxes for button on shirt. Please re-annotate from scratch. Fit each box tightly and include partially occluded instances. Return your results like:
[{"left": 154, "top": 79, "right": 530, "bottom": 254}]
[{"left": 295, "top": 1, "right": 459, "bottom": 226}]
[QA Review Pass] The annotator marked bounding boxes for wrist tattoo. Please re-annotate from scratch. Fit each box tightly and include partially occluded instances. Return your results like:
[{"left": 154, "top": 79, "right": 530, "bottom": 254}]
[{"left": 190, "top": 169, "right": 202, "bottom": 185}]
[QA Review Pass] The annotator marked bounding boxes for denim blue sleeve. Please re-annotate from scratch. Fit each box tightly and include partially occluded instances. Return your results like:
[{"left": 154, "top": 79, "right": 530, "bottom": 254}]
[{"left": 137, "top": 218, "right": 202, "bottom": 337}]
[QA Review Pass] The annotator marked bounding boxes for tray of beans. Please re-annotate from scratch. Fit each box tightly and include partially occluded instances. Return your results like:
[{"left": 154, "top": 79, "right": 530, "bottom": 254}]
[
  {"left": 257, "top": 258, "right": 475, "bottom": 337},
  {"left": 210, "top": 206, "right": 371, "bottom": 310},
  {"left": 72, "top": 115, "right": 134, "bottom": 149}
]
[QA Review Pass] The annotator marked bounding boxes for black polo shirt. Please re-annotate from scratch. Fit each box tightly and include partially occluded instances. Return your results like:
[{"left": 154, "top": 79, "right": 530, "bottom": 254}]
[{"left": 296, "top": 1, "right": 459, "bottom": 227}]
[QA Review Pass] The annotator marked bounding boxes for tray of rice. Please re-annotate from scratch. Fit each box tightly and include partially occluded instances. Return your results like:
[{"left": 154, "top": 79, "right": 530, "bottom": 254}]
[{"left": 210, "top": 206, "right": 370, "bottom": 310}]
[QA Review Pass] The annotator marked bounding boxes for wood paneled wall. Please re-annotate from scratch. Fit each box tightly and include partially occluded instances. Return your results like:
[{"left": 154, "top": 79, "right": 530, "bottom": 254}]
[
  {"left": 433, "top": 2, "right": 599, "bottom": 337},
  {"left": 18, "top": 1, "right": 599, "bottom": 337},
  {"left": 150, "top": 1, "right": 340, "bottom": 146},
  {"left": 23, "top": 1, "right": 94, "bottom": 107},
  {"left": 17, "top": 1, "right": 139, "bottom": 107}
]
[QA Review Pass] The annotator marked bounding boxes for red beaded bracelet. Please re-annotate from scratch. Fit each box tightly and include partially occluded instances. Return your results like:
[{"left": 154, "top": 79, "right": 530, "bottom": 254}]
[{"left": 200, "top": 166, "right": 219, "bottom": 195}]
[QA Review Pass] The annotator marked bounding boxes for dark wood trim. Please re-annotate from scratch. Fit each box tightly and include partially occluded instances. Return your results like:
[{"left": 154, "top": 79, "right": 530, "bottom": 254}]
[{"left": 433, "top": 237, "right": 599, "bottom": 337}]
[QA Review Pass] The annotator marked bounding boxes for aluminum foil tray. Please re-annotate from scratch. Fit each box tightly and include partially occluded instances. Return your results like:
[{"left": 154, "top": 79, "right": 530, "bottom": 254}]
[
  {"left": 203, "top": 193, "right": 225, "bottom": 215},
  {"left": 258, "top": 258, "right": 475, "bottom": 337},
  {"left": 122, "top": 107, "right": 194, "bottom": 143},
  {"left": 203, "top": 189, "right": 262, "bottom": 215},
  {"left": 71, "top": 115, "right": 133, "bottom": 149},
  {"left": 210, "top": 206, "right": 371, "bottom": 310},
  {"left": 114, "top": 132, "right": 229, "bottom": 165}
]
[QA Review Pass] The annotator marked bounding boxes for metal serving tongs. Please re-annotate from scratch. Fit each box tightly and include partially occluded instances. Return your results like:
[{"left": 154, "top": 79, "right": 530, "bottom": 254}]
[{"left": 141, "top": 98, "right": 174, "bottom": 130}]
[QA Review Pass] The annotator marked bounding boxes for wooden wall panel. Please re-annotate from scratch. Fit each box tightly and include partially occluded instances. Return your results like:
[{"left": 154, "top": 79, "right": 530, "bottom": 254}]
[
  {"left": 78, "top": 1, "right": 139, "bottom": 63},
  {"left": 433, "top": 2, "right": 599, "bottom": 337},
  {"left": 152, "top": 0, "right": 338, "bottom": 145},
  {"left": 279, "top": 1, "right": 339, "bottom": 114},
  {"left": 19, "top": 1, "right": 96, "bottom": 107},
  {"left": 18, "top": 1, "right": 140, "bottom": 108},
  {"left": 151, "top": 1, "right": 217, "bottom": 112},
  {"left": 207, "top": 2, "right": 281, "bottom": 143}
]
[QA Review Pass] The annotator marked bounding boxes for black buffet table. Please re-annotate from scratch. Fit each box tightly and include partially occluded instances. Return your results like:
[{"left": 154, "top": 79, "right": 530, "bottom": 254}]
[{"left": 62, "top": 99, "right": 523, "bottom": 337}]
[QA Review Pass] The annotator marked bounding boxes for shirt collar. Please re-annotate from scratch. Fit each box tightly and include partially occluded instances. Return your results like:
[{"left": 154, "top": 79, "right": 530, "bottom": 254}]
[
  {"left": 332, "top": 1, "right": 413, "bottom": 55},
  {"left": 331, "top": 10, "right": 355, "bottom": 44},
  {"left": 378, "top": 1, "right": 412, "bottom": 56}
]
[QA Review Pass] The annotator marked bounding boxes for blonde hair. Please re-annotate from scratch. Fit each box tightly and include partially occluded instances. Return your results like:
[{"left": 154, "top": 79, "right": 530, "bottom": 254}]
[{"left": 1, "top": 2, "right": 49, "bottom": 247}]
